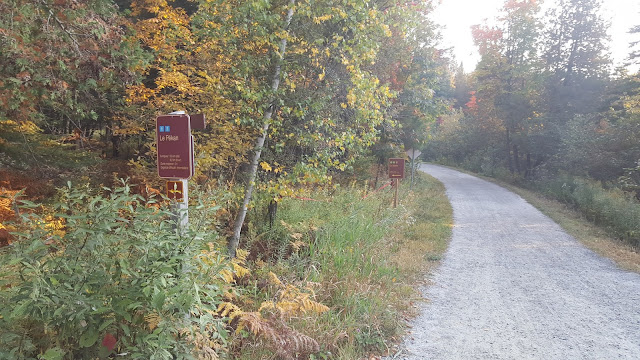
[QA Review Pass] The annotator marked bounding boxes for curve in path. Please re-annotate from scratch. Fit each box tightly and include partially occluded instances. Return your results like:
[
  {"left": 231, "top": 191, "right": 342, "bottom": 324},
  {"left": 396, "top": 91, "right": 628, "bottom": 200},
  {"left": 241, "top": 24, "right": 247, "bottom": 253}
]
[{"left": 399, "top": 164, "right": 640, "bottom": 359}]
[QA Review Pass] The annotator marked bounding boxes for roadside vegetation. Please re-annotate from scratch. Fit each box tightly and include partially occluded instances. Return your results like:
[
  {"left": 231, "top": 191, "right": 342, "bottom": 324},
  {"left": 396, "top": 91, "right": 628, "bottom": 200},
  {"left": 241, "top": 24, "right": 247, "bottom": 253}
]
[
  {"left": 0, "top": 1, "right": 453, "bottom": 357},
  {"left": 0, "top": 173, "right": 451, "bottom": 359}
]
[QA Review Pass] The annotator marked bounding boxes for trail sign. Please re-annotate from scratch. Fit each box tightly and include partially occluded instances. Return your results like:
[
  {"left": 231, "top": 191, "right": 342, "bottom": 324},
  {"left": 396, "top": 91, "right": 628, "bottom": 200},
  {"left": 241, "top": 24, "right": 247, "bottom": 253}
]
[
  {"left": 388, "top": 158, "right": 405, "bottom": 179},
  {"left": 405, "top": 149, "right": 421, "bottom": 189},
  {"left": 166, "top": 180, "right": 185, "bottom": 202},
  {"left": 156, "top": 114, "right": 192, "bottom": 179},
  {"left": 406, "top": 148, "right": 422, "bottom": 160}
]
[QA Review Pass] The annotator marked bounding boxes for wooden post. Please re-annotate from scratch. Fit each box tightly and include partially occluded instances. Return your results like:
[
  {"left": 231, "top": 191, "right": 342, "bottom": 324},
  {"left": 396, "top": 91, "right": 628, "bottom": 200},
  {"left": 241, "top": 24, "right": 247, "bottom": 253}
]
[
  {"left": 393, "top": 179, "right": 398, "bottom": 208},
  {"left": 169, "top": 179, "right": 189, "bottom": 235},
  {"left": 410, "top": 157, "right": 415, "bottom": 190}
]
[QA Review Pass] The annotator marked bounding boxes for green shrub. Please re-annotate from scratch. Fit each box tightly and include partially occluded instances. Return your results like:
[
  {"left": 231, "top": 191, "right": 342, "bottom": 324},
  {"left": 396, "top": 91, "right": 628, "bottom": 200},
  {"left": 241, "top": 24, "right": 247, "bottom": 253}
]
[{"left": 0, "top": 182, "right": 230, "bottom": 359}]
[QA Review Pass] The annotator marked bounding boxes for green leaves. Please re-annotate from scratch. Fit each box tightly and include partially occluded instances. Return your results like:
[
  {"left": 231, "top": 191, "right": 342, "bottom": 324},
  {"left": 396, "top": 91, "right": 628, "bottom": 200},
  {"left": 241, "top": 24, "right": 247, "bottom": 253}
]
[
  {"left": 38, "top": 348, "right": 65, "bottom": 360},
  {"left": 79, "top": 328, "right": 100, "bottom": 348},
  {"left": 0, "top": 182, "right": 230, "bottom": 358}
]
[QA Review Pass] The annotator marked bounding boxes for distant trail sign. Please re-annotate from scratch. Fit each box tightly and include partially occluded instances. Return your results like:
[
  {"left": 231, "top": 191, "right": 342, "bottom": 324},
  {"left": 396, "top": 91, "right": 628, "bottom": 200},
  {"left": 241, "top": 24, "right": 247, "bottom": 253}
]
[
  {"left": 388, "top": 158, "right": 405, "bottom": 179},
  {"left": 156, "top": 114, "right": 192, "bottom": 179}
]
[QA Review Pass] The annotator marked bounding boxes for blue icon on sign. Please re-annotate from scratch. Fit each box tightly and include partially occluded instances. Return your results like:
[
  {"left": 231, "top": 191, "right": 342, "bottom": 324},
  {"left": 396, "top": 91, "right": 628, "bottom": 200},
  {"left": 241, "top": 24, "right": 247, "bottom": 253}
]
[
  {"left": 159, "top": 126, "right": 165, "bottom": 132},
  {"left": 166, "top": 126, "right": 171, "bottom": 132}
]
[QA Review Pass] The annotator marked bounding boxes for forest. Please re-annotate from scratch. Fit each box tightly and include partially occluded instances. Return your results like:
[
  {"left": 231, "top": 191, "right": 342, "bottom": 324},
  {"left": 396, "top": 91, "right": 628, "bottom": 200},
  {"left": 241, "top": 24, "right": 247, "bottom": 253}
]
[
  {"left": 0, "top": 0, "right": 639, "bottom": 358},
  {"left": 425, "top": 0, "right": 640, "bottom": 246}
]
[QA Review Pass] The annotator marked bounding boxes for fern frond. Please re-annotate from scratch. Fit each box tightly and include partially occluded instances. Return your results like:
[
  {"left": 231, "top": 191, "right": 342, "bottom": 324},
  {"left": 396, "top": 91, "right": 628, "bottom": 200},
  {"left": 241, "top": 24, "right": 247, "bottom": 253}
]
[
  {"left": 219, "top": 269, "right": 235, "bottom": 283},
  {"left": 235, "top": 248, "right": 249, "bottom": 263},
  {"left": 268, "top": 272, "right": 284, "bottom": 288},
  {"left": 238, "top": 312, "right": 320, "bottom": 359},
  {"left": 217, "top": 302, "right": 243, "bottom": 320},
  {"left": 231, "top": 262, "right": 250, "bottom": 278},
  {"left": 144, "top": 312, "right": 161, "bottom": 331},
  {"left": 258, "top": 301, "right": 277, "bottom": 313},
  {"left": 180, "top": 327, "right": 222, "bottom": 360}
]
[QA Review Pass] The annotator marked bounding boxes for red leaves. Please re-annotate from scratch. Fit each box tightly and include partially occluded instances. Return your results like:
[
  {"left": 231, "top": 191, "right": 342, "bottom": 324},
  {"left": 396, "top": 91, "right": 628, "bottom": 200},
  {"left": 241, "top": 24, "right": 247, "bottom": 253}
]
[
  {"left": 466, "top": 91, "right": 478, "bottom": 114},
  {"left": 102, "top": 333, "right": 117, "bottom": 351}
]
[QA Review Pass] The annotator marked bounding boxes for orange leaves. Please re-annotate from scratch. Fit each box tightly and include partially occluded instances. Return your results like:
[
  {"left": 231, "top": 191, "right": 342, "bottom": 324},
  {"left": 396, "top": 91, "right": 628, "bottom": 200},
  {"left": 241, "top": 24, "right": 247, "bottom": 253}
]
[
  {"left": 466, "top": 91, "right": 478, "bottom": 113},
  {"left": 0, "top": 189, "right": 17, "bottom": 223}
]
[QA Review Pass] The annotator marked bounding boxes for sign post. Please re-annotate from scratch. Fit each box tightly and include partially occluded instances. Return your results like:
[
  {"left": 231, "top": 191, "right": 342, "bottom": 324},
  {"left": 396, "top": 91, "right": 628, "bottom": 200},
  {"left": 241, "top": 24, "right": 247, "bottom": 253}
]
[
  {"left": 156, "top": 111, "right": 205, "bottom": 233},
  {"left": 405, "top": 148, "right": 422, "bottom": 189},
  {"left": 388, "top": 158, "right": 405, "bottom": 208}
]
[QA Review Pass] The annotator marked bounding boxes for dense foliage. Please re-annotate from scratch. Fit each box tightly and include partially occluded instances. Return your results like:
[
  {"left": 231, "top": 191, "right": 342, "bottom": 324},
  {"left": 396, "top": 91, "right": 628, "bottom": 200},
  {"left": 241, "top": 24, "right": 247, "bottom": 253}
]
[
  {"left": 1, "top": 183, "right": 230, "bottom": 359},
  {"left": 0, "top": 0, "right": 452, "bottom": 358},
  {"left": 424, "top": 0, "right": 640, "bottom": 244},
  {"left": 426, "top": 0, "right": 640, "bottom": 186}
]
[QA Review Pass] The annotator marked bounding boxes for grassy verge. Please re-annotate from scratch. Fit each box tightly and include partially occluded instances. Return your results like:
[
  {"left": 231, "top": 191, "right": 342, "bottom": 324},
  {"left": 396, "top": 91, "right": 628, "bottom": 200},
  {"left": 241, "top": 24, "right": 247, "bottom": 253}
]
[{"left": 233, "top": 173, "right": 452, "bottom": 359}]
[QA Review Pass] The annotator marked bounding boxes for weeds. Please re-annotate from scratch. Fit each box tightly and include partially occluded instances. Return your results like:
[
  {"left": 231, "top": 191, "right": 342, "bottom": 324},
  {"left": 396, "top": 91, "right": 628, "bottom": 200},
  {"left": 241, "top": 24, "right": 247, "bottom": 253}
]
[
  {"left": 233, "top": 173, "right": 452, "bottom": 358},
  {"left": 0, "top": 174, "right": 453, "bottom": 359}
]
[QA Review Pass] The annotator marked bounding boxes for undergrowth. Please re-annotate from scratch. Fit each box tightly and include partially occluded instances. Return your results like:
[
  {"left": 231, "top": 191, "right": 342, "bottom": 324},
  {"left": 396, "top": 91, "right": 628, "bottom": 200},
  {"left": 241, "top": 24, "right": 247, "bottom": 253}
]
[
  {"left": 231, "top": 173, "right": 452, "bottom": 359},
  {"left": 0, "top": 181, "right": 232, "bottom": 359},
  {"left": 0, "top": 173, "right": 452, "bottom": 359}
]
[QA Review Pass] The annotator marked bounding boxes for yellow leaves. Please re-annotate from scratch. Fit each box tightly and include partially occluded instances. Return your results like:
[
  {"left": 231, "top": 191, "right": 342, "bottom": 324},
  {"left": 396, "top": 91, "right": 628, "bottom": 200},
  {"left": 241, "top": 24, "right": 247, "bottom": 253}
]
[
  {"left": 231, "top": 261, "right": 251, "bottom": 279},
  {"left": 145, "top": 312, "right": 161, "bottom": 331},
  {"left": 332, "top": 7, "right": 347, "bottom": 19},
  {"left": 43, "top": 215, "right": 66, "bottom": 238},
  {"left": 217, "top": 302, "right": 244, "bottom": 320},
  {"left": 0, "top": 188, "right": 18, "bottom": 221},
  {"left": 266, "top": 272, "right": 282, "bottom": 288},
  {"left": 125, "top": 84, "right": 155, "bottom": 104},
  {"left": 0, "top": 120, "right": 41, "bottom": 135},
  {"left": 260, "top": 161, "right": 273, "bottom": 172},
  {"left": 346, "top": 91, "right": 356, "bottom": 106},
  {"left": 382, "top": 24, "right": 393, "bottom": 38},
  {"left": 318, "top": 72, "right": 325, "bottom": 81},
  {"left": 157, "top": 70, "right": 195, "bottom": 94},
  {"left": 259, "top": 273, "right": 329, "bottom": 318},
  {"left": 312, "top": 14, "right": 333, "bottom": 24},
  {"left": 220, "top": 248, "right": 250, "bottom": 283}
]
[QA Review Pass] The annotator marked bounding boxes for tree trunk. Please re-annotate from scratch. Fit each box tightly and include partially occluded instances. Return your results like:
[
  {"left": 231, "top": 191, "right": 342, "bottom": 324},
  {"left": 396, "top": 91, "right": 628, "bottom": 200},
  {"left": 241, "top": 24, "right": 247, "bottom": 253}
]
[
  {"left": 228, "top": 0, "right": 295, "bottom": 258},
  {"left": 374, "top": 161, "right": 381, "bottom": 188},
  {"left": 111, "top": 133, "right": 120, "bottom": 158}
]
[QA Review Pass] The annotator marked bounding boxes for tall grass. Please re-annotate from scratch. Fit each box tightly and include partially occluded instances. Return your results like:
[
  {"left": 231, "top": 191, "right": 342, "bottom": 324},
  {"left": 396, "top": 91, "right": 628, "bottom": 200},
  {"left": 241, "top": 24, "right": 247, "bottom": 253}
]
[{"left": 236, "top": 174, "right": 452, "bottom": 359}]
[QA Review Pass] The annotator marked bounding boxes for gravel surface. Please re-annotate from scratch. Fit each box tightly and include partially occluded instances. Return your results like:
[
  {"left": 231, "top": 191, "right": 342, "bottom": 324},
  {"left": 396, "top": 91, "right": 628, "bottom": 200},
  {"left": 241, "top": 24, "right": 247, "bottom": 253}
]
[{"left": 393, "top": 164, "right": 640, "bottom": 359}]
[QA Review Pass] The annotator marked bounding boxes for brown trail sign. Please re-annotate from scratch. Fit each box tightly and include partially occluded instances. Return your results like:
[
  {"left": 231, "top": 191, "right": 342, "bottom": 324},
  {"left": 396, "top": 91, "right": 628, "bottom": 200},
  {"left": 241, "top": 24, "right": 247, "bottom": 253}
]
[
  {"left": 388, "top": 158, "right": 405, "bottom": 179},
  {"left": 156, "top": 114, "right": 193, "bottom": 180},
  {"left": 388, "top": 158, "right": 405, "bottom": 208},
  {"left": 156, "top": 112, "right": 205, "bottom": 232}
]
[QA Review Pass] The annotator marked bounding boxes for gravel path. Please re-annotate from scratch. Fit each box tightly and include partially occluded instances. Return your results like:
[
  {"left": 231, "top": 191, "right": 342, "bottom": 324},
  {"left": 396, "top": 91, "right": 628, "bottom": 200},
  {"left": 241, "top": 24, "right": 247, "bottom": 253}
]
[{"left": 395, "top": 164, "right": 640, "bottom": 359}]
